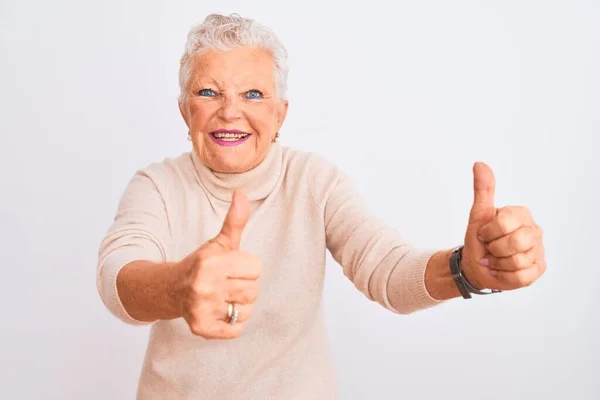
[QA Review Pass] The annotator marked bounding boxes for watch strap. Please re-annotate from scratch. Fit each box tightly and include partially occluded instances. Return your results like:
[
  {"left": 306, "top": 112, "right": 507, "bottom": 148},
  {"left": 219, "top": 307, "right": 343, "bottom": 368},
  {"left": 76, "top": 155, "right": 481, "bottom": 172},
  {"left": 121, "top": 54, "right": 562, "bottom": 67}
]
[{"left": 449, "top": 246, "right": 502, "bottom": 299}]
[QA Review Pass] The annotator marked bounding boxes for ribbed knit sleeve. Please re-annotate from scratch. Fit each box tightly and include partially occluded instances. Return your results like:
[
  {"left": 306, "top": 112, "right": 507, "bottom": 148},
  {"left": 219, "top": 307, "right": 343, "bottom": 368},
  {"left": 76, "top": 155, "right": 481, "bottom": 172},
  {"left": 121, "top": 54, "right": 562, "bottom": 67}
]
[
  {"left": 307, "top": 154, "right": 444, "bottom": 314},
  {"left": 96, "top": 166, "right": 172, "bottom": 325}
]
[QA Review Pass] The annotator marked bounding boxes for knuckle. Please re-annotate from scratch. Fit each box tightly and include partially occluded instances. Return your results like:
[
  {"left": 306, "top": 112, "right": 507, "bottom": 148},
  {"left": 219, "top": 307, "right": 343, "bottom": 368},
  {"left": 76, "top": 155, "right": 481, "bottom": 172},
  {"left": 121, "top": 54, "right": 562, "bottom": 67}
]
[
  {"left": 192, "top": 282, "right": 214, "bottom": 298},
  {"left": 237, "top": 289, "right": 250, "bottom": 304},
  {"left": 496, "top": 213, "right": 510, "bottom": 231},
  {"left": 243, "top": 287, "right": 259, "bottom": 303},
  {"left": 188, "top": 320, "right": 206, "bottom": 336},
  {"left": 192, "top": 258, "right": 210, "bottom": 275},
  {"left": 190, "top": 325, "right": 203, "bottom": 336},
  {"left": 507, "top": 254, "right": 519, "bottom": 269},
  {"left": 230, "top": 284, "right": 255, "bottom": 304},
  {"left": 498, "top": 207, "right": 514, "bottom": 218},
  {"left": 524, "top": 229, "right": 536, "bottom": 248},
  {"left": 498, "top": 214, "right": 518, "bottom": 234},
  {"left": 515, "top": 271, "right": 532, "bottom": 287},
  {"left": 512, "top": 253, "right": 528, "bottom": 269},
  {"left": 510, "top": 230, "right": 526, "bottom": 250}
]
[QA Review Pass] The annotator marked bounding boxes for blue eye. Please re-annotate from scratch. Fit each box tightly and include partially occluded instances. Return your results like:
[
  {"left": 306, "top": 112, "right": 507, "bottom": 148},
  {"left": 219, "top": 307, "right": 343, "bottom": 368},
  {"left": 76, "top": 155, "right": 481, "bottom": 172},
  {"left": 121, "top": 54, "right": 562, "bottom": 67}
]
[
  {"left": 245, "top": 90, "right": 263, "bottom": 99},
  {"left": 198, "top": 88, "right": 216, "bottom": 97}
]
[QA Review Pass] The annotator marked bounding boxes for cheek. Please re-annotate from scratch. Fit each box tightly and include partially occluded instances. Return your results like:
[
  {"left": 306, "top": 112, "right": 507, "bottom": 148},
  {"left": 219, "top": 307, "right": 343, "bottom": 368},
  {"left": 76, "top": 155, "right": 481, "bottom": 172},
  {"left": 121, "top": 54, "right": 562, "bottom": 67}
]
[
  {"left": 189, "top": 103, "right": 216, "bottom": 128},
  {"left": 245, "top": 103, "right": 277, "bottom": 132}
]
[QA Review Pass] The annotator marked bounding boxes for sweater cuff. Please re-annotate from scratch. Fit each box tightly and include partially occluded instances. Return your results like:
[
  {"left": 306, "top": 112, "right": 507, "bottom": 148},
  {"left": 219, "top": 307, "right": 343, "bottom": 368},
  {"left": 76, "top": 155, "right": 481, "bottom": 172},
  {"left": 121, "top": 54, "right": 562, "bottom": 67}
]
[
  {"left": 387, "top": 249, "right": 445, "bottom": 314},
  {"left": 97, "top": 246, "right": 155, "bottom": 326}
]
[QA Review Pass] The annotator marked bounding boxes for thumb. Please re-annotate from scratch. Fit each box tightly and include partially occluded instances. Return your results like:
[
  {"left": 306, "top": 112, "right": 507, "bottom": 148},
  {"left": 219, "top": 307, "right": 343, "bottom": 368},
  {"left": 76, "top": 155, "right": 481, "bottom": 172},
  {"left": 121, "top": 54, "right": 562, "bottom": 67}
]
[
  {"left": 217, "top": 189, "right": 250, "bottom": 249},
  {"left": 469, "top": 161, "right": 496, "bottom": 224}
]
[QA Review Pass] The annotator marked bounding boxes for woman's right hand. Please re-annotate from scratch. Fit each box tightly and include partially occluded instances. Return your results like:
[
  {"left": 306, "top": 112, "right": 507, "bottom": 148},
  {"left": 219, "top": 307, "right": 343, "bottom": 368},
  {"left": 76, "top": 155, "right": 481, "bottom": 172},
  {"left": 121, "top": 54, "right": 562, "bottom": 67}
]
[{"left": 175, "top": 189, "right": 261, "bottom": 339}]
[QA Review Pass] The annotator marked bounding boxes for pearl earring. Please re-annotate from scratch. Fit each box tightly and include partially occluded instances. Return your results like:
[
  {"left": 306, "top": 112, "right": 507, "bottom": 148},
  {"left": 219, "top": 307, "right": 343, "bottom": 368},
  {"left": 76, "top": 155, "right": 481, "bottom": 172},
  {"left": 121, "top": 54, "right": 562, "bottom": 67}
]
[
  {"left": 273, "top": 132, "right": 279, "bottom": 142},
  {"left": 187, "top": 132, "right": 192, "bottom": 141}
]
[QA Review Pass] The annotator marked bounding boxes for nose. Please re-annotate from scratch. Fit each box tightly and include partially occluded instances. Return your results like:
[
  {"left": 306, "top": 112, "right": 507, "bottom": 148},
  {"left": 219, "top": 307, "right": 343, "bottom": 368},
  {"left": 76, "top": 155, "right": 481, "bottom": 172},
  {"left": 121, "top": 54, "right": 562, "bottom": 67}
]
[{"left": 218, "top": 94, "right": 242, "bottom": 122}]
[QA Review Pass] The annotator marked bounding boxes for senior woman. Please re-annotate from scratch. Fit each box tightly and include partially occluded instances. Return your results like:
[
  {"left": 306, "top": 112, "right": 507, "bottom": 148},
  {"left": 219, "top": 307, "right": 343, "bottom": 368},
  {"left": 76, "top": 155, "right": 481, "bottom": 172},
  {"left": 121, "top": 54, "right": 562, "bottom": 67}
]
[{"left": 96, "top": 13, "right": 546, "bottom": 399}]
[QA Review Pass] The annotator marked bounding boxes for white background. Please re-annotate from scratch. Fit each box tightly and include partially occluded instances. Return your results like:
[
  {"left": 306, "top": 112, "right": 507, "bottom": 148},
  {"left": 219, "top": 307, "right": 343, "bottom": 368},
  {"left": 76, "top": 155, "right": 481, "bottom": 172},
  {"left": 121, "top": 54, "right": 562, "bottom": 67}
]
[{"left": 1, "top": 0, "right": 598, "bottom": 399}]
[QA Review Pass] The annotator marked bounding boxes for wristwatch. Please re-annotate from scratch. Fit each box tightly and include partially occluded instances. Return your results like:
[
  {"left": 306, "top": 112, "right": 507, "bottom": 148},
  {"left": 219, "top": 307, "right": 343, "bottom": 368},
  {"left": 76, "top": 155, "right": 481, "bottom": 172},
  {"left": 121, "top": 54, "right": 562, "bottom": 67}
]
[{"left": 449, "top": 245, "right": 502, "bottom": 299}]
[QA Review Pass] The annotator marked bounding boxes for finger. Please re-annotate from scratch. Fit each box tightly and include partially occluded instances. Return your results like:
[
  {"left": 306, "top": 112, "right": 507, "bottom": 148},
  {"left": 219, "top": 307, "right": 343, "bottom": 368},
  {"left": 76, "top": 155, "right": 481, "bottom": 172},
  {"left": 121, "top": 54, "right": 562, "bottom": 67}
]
[
  {"left": 499, "top": 206, "right": 536, "bottom": 226},
  {"left": 468, "top": 162, "right": 496, "bottom": 224},
  {"left": 215, "top": 302, "right": 254, "bottom": 323},
  {"left": 486, "top": 226, "right": 538, "bottom": 257},
  {"left": 224, "top": 251, "right": 262, "bottom": 280},
  {"left": 478, "top": 206, "right": 535, "bottom": 241},
  {"left": 483, "top": 246, "right": 536, "bottom": 271},
  {"left": 478, "top": 208, "right": 521, "bottom": 241},
  {"left": 203, "top": 320, "right": 245, "bottom": 340},
  {"left": 224, "top": 279, "right": 260, "bottom": 304},
  {"left": 213, "top": 189, "right": 250, "bottom": 250},
  {"left": 185, "top": 307, "right": 246, "bottom": 339},
  {"left": 488, "top": 264, "right": 543, "bottom": 290}
]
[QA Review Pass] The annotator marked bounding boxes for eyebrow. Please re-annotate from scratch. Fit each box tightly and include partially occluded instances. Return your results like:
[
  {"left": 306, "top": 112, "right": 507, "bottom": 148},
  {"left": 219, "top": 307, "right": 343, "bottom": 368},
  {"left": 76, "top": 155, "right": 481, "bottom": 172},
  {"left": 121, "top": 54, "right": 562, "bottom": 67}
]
[{"left": 193, "top": 79, "right": 272, "bottom": 93}]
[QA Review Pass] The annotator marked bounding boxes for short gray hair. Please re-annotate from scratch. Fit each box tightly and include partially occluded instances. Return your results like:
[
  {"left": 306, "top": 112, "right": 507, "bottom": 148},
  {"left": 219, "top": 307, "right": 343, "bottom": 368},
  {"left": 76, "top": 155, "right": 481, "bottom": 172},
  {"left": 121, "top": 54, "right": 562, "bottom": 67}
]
[{"left": 178, "top": 13, "right": 289, "bottom": 104}]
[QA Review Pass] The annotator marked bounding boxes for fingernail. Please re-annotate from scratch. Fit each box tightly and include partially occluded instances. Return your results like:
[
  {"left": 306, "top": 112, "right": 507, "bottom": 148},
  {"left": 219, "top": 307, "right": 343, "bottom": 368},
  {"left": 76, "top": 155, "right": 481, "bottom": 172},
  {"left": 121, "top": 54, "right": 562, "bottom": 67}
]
[
  {"left": 479, "top": 258, "right": 489, "bottom": 267},
  {"left": 477, "top": 235, "right": 484, "bottom": 242},
  {"left": 489, "top": 269, "right": 498, "bottom": 276}
]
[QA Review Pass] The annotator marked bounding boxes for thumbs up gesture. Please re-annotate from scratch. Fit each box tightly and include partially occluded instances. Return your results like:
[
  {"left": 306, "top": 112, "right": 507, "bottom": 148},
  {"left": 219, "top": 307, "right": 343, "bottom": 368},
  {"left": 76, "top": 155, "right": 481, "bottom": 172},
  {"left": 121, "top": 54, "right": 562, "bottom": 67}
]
[
  {"left": 460, "top": 162, "right": 546, "bottom": 292},
  {"left": 176, "top": 189, "right": 262, "bottom": 339}
]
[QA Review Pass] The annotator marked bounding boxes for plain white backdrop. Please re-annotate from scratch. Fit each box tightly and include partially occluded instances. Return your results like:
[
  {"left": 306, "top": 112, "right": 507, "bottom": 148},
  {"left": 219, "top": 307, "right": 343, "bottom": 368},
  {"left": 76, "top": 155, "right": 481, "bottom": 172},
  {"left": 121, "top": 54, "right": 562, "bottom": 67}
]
[{"left": 1, "top": 0, "right": 598, "bottom": 399}]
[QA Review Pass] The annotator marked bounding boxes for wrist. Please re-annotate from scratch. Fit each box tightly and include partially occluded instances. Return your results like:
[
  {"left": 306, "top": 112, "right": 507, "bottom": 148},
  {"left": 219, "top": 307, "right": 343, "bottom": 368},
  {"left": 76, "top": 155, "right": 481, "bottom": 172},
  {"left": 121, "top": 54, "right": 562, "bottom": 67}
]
[
  {"left": 458, "top": 251, "right": 485, "bottom": 291},
  {"left": 424, "top": 249, "right": 463, "bottom": 301},
  {"left": 449, "top": 245, "right": 502, "bottom": 299},
  {"left": 168, "top": 260, "right": 190, "bottom": 317}
]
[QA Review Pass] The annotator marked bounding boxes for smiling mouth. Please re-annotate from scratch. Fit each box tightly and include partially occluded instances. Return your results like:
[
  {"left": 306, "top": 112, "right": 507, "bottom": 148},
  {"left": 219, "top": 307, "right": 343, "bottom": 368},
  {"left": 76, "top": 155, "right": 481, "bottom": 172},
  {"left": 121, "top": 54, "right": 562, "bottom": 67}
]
[
  {"left": 209, "top": 130, "right": 251, "bottom": 147},
  {"left": 211, "top": 131, "right": 250, "bottom": 141}
]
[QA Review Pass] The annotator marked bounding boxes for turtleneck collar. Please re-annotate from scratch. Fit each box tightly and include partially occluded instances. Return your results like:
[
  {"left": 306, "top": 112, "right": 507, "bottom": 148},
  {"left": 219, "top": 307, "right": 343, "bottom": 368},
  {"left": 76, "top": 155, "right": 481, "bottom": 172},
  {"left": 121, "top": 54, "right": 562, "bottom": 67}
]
[{"left": 191, "top": 143, "right": 283, "bottom": 202}]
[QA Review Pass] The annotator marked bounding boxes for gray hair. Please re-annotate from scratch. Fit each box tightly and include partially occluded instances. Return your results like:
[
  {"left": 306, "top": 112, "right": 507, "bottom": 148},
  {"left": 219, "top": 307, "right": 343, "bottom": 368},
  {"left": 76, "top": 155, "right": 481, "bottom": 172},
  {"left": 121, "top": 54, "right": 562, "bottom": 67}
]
[{"left": 178, "top": 13, "right": 289, "bottom": 104}]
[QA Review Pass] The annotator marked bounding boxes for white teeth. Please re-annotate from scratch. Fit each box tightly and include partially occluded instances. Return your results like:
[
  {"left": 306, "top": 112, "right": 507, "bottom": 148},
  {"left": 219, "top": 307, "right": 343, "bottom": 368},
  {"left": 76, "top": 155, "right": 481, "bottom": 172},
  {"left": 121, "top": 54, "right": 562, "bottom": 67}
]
[{"left": 213, "top": 132, "right": 249, "bottom": 140}]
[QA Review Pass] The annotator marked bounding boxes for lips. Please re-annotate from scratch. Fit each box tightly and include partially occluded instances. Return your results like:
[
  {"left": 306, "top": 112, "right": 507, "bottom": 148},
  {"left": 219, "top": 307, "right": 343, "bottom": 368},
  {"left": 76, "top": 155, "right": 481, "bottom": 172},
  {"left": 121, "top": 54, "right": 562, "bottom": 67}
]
[
  {"left": 209, "top": 129, "right": 251, "bottom": 146},
  {"left": 211, "top": 130, "right": 250, "bottom": 140}
]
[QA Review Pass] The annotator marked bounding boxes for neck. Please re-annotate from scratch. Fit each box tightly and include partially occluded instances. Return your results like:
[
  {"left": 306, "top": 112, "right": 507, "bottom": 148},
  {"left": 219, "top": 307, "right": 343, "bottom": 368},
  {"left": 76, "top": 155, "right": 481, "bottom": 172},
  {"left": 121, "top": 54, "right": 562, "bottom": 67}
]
[{"left": 191, "top": 143, "right": 283, "bottom": 202}]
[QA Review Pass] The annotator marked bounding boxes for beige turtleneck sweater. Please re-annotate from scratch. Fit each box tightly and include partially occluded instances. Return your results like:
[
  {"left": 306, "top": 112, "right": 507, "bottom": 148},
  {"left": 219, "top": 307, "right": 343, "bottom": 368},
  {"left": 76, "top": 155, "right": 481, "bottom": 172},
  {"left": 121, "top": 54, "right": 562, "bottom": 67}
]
[{"left": 96, "top": 142, "right": 443, "bottom": 399}]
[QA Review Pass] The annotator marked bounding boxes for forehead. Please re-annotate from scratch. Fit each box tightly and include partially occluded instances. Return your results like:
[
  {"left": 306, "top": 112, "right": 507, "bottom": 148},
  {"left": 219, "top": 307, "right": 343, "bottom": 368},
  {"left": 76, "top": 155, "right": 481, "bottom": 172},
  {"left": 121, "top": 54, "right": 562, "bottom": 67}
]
[{"left": 191, "top": 46, "right": 275, "bottom": 88}]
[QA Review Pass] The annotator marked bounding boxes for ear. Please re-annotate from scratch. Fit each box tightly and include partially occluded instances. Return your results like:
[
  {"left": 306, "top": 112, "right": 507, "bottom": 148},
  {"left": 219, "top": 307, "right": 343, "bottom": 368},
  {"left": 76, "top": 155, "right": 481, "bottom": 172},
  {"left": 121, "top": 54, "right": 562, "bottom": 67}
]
[
  {"left": 276, "top": 100, "right": 289, "bottom": 131},
  {"left": 178, "top": 101, "right": 190, "bottom": 128}
]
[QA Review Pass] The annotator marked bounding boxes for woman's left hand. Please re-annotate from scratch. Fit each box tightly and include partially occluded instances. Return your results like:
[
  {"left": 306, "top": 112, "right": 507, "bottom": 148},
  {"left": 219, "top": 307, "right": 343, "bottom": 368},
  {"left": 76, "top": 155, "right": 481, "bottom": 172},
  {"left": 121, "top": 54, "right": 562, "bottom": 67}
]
[{"left": 460, "top": 162, "right": 546, "bottom": 291}]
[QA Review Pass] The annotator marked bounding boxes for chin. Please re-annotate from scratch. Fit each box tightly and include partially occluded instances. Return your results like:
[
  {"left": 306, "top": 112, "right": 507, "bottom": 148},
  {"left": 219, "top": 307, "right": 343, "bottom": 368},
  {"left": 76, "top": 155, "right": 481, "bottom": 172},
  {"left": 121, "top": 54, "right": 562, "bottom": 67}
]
[{"left": 211, "top": 155, "right": 254, "bottom": 174}]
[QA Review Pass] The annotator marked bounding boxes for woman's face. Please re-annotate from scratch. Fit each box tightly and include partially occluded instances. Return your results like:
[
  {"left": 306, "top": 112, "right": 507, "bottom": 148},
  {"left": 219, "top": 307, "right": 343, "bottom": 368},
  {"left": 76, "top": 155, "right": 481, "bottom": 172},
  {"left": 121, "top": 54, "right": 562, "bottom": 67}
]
[{"left": 179, "top": 46, "right": 288, "bottom": 173}]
